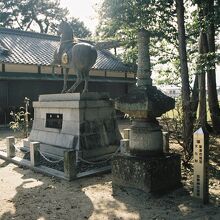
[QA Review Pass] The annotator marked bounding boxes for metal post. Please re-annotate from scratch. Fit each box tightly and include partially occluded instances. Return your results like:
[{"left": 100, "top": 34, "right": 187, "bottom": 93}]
[
  {"left": 193, "top": 127, "right": 209, "bottom": 204},
  {"left": 64, "top": 150, "right": 77, "bottom": 181},
  {"left": 30, "top": 142, "right": 41, "bottom": 167},
  {"left": 6, "top": 136, "right": 15, "bottom": 158}
]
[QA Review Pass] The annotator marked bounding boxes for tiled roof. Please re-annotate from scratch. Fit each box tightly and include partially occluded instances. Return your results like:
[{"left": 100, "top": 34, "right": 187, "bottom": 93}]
[{"left": 0, "top": 28, "right": 130, "bottom": 72}]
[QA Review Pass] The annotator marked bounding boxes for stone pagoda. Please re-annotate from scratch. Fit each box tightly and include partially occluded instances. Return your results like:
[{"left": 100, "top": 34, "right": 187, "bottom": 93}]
[{"left": 112, "top": 29, "right": 181, "bottom": 193}]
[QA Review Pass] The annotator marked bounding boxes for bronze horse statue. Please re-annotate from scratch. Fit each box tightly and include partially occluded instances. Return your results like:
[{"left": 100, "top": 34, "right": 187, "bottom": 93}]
[{"left": 53, "top": 21, "right": 97, "bottom": 93}]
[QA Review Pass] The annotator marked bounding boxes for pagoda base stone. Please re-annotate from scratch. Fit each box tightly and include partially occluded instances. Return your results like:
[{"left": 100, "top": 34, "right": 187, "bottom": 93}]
[{"left": 112, "top": 153, "right": 181, "bottom": 193}]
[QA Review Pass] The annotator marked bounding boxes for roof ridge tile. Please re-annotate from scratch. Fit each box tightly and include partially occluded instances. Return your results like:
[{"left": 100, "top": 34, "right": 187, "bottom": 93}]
[{"left": 0, "top": 27, "right": 60, "bottom": 41}]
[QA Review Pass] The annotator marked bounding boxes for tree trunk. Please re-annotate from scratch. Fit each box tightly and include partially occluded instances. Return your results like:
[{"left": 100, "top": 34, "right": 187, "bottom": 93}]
[
  {"left": 198, "top": 33, "right": 207, "bottom": 127},
  {"left": 191, "top": 73, "right": 199, "bottom": 123},
  {"left": 206, "top": 0, "right": 220, "bottom": 133},
  {"left": 176, "top": 0, "right": 193, "bottom": 159}
]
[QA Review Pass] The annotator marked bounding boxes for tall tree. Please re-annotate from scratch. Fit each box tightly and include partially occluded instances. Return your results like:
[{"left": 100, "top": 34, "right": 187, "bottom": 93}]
[
  {"left": 205, "top": 0, "right": 220, "bottom": 133},
  {"left": 195, "top": 0, "right": 220, "bottom": 133},
  {"left": 198, "top": 33, "right": 208, "bottom": 127},
  {"left": 176, "top": 0, "right": 194, "bottom": 158}
]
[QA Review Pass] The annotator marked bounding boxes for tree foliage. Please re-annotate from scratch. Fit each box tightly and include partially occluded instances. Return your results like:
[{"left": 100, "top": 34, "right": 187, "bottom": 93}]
[
  {"left": 96, "top": 0, "right": 178, "bottom": 67},
  {"left": 96, "top": 0, "right": 196, "bottom": 86},
  {"left": 0, "top": 0, "right": 91, "bottom": 37},
  {"left": 97, "top": 0, "right": 219, "bottom": 85},
  {"left": 68, "top": 17, "right": 91, "bottom": 38}
]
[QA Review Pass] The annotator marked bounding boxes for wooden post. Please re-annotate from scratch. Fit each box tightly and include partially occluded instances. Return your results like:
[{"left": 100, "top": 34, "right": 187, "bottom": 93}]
[
  {"left": 6, "top": 136, "right": 15, "bottom": 158},
  {"left": 193, "top": 127, "right": 209, "bottom": 204},
  {"left": 64, "top": 150, "right": 77, "bottom": 181},
  {"left": 163, "top": 132, "right": 169, "bottom": 153},
  {"left": 30, "top": 142, "right": 41, "bottom": 167},
  {"left": 24, "top": 97, "right": 30, "bottom": 137},
  {"left": 120, "top": 139, "right": 129, "bottom": 154}
]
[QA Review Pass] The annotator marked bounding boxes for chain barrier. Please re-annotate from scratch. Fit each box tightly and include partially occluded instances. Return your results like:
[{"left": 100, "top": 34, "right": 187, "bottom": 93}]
[
  {"left": 13, "top": 144, "right": 30, "bottom": 155},
  {"left": 13, "top": 144, "right": 22, "bottom": 152},
  {"left": 77, "top": 146, "right": 120, "bottom": 165},
  {"left": 38, "top": 150, "right": 63, "bottom": 164}
]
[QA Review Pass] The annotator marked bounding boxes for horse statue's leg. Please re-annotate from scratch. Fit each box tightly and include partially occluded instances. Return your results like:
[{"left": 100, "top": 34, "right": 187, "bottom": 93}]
[
  {"left": 61, "top": 68, "right": 69, "bottom": 93},
  {"left": 52, "top": 65, "right": 55, "bottom": 76},
  {"left": 51, "top": 62, "right": 57, "bottom": 78},
  {"left": 82, "top": 79, "right": 88, "bottom": 94},
  {"left": 67, "top": 72, "right": 82, "bottom": 93},
  {"left": 82, "top": 72, "right": 89, "bottom": 94}
]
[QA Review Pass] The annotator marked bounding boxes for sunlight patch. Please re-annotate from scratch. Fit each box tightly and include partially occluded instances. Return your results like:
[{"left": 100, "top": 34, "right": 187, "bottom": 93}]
[
  {"left": 22, "top": 179, "right": 43, "bottom": 189},
  {"left": 37, "top": 217, "right": 46, "bottom": 220}
]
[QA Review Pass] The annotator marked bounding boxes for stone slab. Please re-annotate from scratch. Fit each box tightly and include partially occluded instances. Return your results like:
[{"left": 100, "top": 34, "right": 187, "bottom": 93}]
[
  {"left": 33, "top": 101, "right": 81, "bottom": 109},
  {"left": 29, "top": 130, "right": 77, "bottom": 149},
  {"left": 112, "top": 153, "right": 181, "bottom": 193},
  {"left": 39, "top": 92, "right": 109, "bottom": 102},
  {"left": 33, "top": 100, "right": 112, "bottom": 109},
  {"left": 22, "top": 141, "right": 68, "bottom": 159},
  {"left": 39, "top": 143, "right": 73, "bottom": 157}
]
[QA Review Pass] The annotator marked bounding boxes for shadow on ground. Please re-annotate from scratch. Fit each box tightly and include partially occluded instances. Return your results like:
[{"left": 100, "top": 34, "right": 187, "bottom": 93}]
[
  {"left": 0, "top": 160, "right": 10, "bottom": 168},
  {"left": 104, "top": 184, "right": 220, "bottom": 220},
  {"left": 0, "top": 163, "right": 95, "bottom": 220}
]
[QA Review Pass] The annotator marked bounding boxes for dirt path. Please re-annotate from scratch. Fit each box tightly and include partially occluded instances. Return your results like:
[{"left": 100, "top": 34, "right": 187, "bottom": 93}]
[
  {"left": 0, "top": 158, "right": 219, "bottom": 220},
  {"left": 0, "top": 126, "right": 219, "bottom": 220}
]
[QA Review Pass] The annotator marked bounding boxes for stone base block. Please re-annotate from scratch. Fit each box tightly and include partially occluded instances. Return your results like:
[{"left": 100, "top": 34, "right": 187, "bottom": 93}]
[
  {"left": 28, "top": 93, "right": 121, "bottom": 160},
  {"left": 112, "top": 153, "right": 181, "bottom": 193}
]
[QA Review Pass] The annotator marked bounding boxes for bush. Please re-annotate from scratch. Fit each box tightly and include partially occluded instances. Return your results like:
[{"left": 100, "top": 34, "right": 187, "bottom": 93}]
[{"left": 9, "top": 107, "right": 31, "bottom": 138}]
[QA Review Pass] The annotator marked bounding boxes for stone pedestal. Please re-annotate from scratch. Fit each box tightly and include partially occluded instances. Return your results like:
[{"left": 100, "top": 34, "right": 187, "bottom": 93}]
[
  {"left": 112, "top": 153, "right": 181, "bottom": 193},
  {"left": 26, "top": 92, "right": 121, "bottom": 159}
]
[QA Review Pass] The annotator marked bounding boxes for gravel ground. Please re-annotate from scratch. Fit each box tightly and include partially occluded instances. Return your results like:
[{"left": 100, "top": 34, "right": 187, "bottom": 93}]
[{"left": 0, "top": 124, "right": 219, "bottom": 220}]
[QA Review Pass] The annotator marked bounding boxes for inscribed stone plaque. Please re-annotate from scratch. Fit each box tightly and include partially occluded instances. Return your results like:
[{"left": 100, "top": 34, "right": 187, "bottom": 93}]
[{"left": 46, "top": 113, "right": 63, "bottom": 129}]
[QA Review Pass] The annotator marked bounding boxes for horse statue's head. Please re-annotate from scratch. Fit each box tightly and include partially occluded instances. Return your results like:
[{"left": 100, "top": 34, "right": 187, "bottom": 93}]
[{"left": 58, "top": 21, "right": 73, "bottom": 42}]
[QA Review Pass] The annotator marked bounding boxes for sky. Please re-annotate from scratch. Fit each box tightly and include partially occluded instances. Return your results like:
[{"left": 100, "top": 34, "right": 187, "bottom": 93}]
[{"left": 59, "top": 0, "right": 102, "bottom": 34}]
